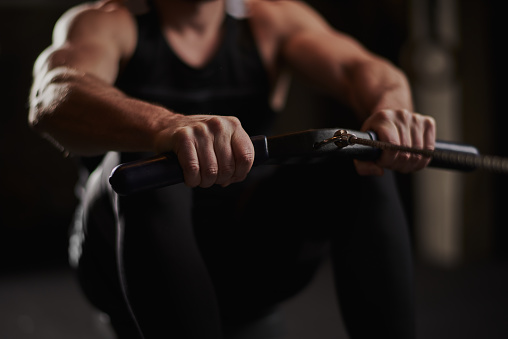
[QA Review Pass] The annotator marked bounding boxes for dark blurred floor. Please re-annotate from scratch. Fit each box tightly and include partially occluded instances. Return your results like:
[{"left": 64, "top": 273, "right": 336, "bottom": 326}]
[
  {"left": 1, "top": 258, "right": 508, "bottom": 339},
  {"left": 0, "top": 268, "right": 115, "bottom": 339},
  {"left": 414, "top": 260, "right": 508, "bottom": 339}
]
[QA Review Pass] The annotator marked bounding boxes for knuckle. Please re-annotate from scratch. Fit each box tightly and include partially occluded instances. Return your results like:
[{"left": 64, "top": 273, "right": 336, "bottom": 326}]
[
  {"left": 181, "top": 162, "right": 200, "bottom": 187},
  {"left": 399, "top": 152, "right": 411, "bottom": 162},
  {"left": 411, "top": 112, "right": 424, "bottom": 126},
  {"left": 172, "top": 127, "right": 193, "bottom": 144},
  {"left": 238, "top": 149, "right": 255, "bottom": 167},
  {"left": 206, "top": 116, "right": 225, "bottom": 133},
  {"left": 395, "top": 109, "right": 411, "bottom": 123},
  {"left": 412, "top": 153, "right": 424, "bottom": 163},
  {"left": 372, "top": 109, "right": 392, "bottom": 122},
  {"left": 183, "top": 161, "right": 200, "bottom": 176},
  {"left": 227, "top": 116, "right": 242, "bottom": 128},
  {"left": 172, "top": 127, "right": 193, "bottom": 148},
  {"left": 207, "top": 116, "right": 242, "bottom": 135},
  {"left": 193, "top": 123, "right": 209, "bottom": 138},
  {"left": 424, "top": 116, "right": 436, "bottom": 129},
  {"left": 203, "top": 166, "right": 219, "bottom": 179}
]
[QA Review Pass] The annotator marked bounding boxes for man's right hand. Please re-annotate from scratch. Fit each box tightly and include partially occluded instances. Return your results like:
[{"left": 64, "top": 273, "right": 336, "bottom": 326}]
[{"left": 154, "top": 115, "right": 255, "bottom": 188}]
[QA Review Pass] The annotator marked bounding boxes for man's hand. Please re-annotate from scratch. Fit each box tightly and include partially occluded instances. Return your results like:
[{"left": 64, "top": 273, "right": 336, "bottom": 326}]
[
  {"left": 354, "top": 109, "right": 436, "bottom": 176},
  {"left": 154, "top": 115, "right": 255, "bottom": 188}
]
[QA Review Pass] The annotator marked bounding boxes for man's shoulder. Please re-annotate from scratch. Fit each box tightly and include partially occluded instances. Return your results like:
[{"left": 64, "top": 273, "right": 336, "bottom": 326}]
[
  {"left": 53, "top": 0, "right": 135, "bottom": 46},
  {"left": 247, "top": 0, "right": 329, "bottom": 35},
  {"left": 247, "top": 0, "right": 302, "bottom": 9},
  {"left": 247, "top": 0, "right": 303, "bottom": 19}
]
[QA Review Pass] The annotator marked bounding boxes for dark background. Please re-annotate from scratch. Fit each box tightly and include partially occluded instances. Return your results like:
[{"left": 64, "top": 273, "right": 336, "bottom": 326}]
[{"left": 1, "top": 0, "right": 507, "bottom": 338}]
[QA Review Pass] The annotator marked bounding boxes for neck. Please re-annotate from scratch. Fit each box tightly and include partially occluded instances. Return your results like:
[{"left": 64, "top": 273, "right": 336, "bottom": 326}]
[{"left": 153, "top": 0, "right": 225, "bottom": 33}]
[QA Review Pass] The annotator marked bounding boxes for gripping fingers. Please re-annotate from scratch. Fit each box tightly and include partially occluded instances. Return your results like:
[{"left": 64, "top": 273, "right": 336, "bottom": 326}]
[
  {"left": 398, "top": 113, "right": 436, "bottom": 172},
  {"left": 197, "top": 142, "right": 220, "bottom": 188},
  {"left": 177, "top": 141, "right": 202, "bottom": 187},
  {"left": 359, "top": 109, "right": 436, "bottom": 175},
  {"left": 171, "top": 116, "right": 254, "bottom": 188},
  {"left": 229, "top": 131, "right": 255, "bottom": 184},
  {"left": 172, "top": 126, "right": 217, "bottom": 188},
  {"left": 213, "top": 133, "right": 236, "bottom": 186},
  {"left": 210, "top": 116, "right": 254, "bottom": 186}
]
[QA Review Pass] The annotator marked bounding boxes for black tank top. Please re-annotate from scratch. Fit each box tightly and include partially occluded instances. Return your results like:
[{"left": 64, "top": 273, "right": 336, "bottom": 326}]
[{"left": 115, "top": 10, "right": 276, "bottom": 136}]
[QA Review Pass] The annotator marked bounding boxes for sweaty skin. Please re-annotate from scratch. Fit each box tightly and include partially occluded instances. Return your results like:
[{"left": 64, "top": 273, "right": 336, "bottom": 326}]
[{"left": 29, "top": 0, "right": 436, "bottom": 186}]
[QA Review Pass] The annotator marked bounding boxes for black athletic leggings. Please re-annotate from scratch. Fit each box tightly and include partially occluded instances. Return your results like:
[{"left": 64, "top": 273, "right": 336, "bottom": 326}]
[{"left": 75, "top": 151, "right": 414, "bottom": 339}]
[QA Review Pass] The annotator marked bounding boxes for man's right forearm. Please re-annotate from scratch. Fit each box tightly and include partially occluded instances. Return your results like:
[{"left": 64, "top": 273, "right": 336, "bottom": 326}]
[{"left": 29, "top": 67, "right": 175, "bottom": 156}]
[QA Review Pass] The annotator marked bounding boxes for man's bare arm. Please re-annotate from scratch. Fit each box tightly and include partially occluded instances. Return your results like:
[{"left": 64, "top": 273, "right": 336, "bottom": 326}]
[
  {"left": 29, "top": 0, "right": 254, "bottom": 187},
  {"left": 252, "top": 0, "right": 436, "bottom": 175},
  {"left": 29, "top": 1, "right": 160, "bottom": 155}
]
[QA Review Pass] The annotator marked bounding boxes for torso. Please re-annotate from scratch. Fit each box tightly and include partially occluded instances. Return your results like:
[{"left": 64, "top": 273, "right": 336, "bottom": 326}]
[
  {"left": 115, "top": 8, "right": 277, "bottom": 136},
  {"left": 116, "top": 0, "right": 291, "bottom": 112}
]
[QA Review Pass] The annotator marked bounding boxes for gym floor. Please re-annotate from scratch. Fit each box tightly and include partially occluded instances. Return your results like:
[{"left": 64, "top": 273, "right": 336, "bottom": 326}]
[{"left": 1, "top": 257, "right": 507, "bottom": 339}]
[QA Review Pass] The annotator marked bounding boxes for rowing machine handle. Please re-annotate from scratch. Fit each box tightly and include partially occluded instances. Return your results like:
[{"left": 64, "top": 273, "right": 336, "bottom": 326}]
[
  {"left": 109, "top": 131, "right": 479, "bottom": 195},
  {"left": 109, "top": 136, "right": 269, "bottom": 195}
]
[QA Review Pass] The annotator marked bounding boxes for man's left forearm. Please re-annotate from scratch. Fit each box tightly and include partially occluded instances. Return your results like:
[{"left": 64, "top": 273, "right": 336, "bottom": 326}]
[{"left": 344, "top": 57, "right": 414, "bottom": 122}]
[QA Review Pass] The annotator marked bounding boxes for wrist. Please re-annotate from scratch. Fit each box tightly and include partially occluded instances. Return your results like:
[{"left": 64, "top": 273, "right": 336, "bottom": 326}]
[{"left": 150, "top": 109, "right": 185, "bottom": 154}]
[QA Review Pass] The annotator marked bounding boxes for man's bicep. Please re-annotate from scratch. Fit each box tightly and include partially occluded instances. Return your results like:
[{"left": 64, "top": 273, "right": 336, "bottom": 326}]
[
  {"left": 42, "top": 41, "right": 120, "bottom": 84},
  {"left": 282, "top": 29, "right": 376, "bottom": 98},
  {"left": 281, "top": 31, "right": 349, "bottom": 97},
  {"left": 37, "top": 2, "right": 130, "bottom": 84}
]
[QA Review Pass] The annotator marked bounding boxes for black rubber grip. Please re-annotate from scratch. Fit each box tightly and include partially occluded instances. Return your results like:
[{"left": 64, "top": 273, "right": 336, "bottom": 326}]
[{"left": 430, "top": 140, "right": 479, "bottom": 171}]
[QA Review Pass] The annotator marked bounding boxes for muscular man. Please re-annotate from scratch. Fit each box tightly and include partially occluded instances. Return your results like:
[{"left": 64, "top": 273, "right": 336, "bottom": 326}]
[{"left": 29, "top": 0, "right": 435, "bottom": 338}]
